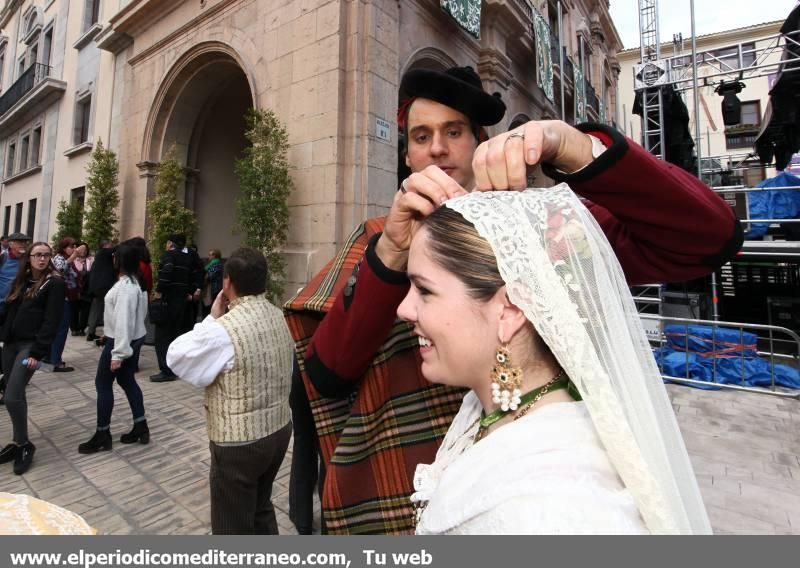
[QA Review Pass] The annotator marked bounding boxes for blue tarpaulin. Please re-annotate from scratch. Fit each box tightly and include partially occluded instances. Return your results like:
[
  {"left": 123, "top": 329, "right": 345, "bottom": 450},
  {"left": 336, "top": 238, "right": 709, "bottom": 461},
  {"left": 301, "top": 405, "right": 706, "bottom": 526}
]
[
  {"left": 746, "top": 171, "right": 800, "bottom": 239},
  {"left": 654, "top": 324, "right": 800, "bottom": 389}
]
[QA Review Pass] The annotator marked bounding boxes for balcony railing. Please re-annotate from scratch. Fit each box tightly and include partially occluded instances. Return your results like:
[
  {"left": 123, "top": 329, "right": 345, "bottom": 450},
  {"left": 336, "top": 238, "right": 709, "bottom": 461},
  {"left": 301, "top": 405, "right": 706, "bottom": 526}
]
[
  {"left": 0, "top": 63, "right": 52, "bottom": 117},
  {"left": 585, "top": 79, "right": 600, "bottom": 116},
  {"left": 562, "top": 52, "right": 574, "bottom": 82}
]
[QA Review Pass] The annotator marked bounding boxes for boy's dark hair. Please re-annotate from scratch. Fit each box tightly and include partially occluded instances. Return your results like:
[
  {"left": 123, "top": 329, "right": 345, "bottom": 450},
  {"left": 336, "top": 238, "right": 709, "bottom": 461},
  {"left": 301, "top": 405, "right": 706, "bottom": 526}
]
[{"left": 224, "top": 247, "right": 268, "bottom": 296}]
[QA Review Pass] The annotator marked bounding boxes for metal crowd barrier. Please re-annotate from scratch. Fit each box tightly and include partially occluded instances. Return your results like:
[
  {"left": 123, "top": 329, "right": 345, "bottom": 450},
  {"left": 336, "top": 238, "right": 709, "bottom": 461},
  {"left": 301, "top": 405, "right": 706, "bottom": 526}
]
[{"left": 639, "top": 313, "right": 800, "bottom": 399}]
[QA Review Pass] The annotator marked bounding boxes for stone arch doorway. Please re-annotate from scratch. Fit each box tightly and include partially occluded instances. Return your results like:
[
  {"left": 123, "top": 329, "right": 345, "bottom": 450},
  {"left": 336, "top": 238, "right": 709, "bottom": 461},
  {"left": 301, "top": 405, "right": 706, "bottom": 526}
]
[{"left": 144, "top": 44, "right": 254, "bottom": 258}]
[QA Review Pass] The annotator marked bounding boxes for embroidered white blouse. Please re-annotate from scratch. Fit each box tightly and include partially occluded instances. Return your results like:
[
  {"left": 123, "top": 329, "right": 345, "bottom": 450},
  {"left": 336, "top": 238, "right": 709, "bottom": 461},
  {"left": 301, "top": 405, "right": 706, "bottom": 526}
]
[{"left": 412, "top": 393, "right": 649, "bottom": 535}]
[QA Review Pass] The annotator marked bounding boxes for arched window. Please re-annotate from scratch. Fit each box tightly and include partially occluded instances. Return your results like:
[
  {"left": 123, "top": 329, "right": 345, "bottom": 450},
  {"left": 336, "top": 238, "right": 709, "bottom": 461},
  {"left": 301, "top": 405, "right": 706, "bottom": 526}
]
[{"left": 22, "top": 6, "right": 42, "bottom": 46}]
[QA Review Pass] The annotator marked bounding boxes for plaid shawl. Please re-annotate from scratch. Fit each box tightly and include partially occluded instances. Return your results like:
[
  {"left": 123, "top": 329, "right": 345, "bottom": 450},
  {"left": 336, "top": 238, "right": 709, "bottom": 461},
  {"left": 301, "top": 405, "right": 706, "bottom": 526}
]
[{"left": 284, "top": 217, "right": 465, "bottom": 534}]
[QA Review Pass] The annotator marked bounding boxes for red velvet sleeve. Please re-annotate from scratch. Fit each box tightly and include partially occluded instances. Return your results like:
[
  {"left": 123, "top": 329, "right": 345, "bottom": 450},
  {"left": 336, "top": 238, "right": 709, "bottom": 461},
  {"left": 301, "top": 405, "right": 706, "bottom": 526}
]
[
  {"left": 545, "top": 124, "right": 743, "bottom": 285},
  {"left": 304, "top": 234, "right": 410, "bottom": 397}
]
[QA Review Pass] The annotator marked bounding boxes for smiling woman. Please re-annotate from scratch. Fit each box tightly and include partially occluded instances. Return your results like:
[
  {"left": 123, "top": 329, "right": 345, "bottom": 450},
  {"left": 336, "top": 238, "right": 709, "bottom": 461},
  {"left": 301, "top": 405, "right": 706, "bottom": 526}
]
[
  {"left": 399, "top": 187, "right": 712, "bottom": 535},
  {"left": 0, "top": 241, "right": 65, "bottom": 475}
]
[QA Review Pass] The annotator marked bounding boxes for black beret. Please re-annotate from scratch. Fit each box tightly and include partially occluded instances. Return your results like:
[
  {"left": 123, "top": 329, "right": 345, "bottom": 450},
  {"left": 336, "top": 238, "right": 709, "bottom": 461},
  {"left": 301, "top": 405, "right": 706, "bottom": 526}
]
[
  {"left": 400, "top": 66, "right": 506, "bottom": 126},
  {"left": 167, "top": 233, "right": 186, "bottom": 248}
]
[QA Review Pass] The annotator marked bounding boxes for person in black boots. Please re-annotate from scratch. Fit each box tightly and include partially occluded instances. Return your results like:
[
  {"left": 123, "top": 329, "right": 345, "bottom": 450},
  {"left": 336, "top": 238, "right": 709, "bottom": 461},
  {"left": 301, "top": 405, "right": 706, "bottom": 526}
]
[
  {"left": 79, "top": 243, "right": 150, "bottom": 454},
  {"left": 150, "top": 234, "right": 193, "bottom": 383},
  {"left": 0, "top": 242, "right": 65, "bottom": 475}
]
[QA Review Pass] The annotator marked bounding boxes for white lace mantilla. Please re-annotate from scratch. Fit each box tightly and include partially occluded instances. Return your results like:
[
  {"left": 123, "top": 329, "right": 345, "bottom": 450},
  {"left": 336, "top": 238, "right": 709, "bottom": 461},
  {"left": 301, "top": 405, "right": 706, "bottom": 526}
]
[{"left": 434, "top": 186, "right": 711, "bottom": 534}]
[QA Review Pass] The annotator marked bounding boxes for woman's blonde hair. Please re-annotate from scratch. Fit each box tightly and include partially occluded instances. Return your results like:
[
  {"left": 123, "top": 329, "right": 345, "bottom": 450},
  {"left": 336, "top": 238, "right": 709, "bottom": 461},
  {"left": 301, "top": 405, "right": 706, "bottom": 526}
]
[{"left": 422, "top": 207, "right": 504, "bottom": 301}]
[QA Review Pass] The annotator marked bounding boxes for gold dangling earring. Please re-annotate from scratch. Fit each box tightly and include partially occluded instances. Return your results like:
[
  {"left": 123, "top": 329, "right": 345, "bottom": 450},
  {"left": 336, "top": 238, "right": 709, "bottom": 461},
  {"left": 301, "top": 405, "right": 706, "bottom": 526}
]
[{"left": 490, "top": 344, "right": 523, "bottom": 411}]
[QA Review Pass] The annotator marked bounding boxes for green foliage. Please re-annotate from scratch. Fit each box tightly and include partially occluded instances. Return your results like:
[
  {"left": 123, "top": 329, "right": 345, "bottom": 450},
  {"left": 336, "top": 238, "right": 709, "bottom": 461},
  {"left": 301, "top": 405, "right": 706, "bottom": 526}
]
[
  {"left": 82, "top": 140, "right": 120, "bottom": 250},
  {"left": 146, "top": 145, "right": 197, "bottom": 278},
  {"left": 234, "top": 108, "right": 293, "bottom": 302},
  {"left": 52, "top": 199, "right": 83, "bottom": 245}
]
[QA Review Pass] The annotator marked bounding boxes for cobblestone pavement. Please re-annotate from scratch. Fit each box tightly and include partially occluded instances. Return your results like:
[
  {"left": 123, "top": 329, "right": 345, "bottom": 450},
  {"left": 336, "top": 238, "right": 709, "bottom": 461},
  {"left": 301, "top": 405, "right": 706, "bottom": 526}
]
[{"left": 0, "top": 335, "right": 798, "bottom": 534}]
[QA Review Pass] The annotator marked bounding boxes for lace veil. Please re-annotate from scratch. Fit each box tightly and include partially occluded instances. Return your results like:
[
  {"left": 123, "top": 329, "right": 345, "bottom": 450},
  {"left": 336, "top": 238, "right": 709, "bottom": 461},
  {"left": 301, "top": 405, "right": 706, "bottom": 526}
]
[{"left": 445, "top": 184, "right": 711, "bottom": 534}]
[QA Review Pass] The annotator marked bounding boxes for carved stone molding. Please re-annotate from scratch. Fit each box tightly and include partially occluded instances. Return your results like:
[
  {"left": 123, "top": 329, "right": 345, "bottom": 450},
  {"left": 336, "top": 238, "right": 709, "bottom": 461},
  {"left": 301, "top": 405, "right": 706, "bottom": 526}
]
[{"left": 477, "top": 47, "right": 513, "bottom": 91}]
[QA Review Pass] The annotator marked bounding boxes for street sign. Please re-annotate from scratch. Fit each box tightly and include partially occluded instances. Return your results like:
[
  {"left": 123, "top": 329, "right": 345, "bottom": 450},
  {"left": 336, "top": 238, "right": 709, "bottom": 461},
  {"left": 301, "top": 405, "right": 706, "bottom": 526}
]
[{"left": 375, "top": 117, "right": 391, "bottom": 143}]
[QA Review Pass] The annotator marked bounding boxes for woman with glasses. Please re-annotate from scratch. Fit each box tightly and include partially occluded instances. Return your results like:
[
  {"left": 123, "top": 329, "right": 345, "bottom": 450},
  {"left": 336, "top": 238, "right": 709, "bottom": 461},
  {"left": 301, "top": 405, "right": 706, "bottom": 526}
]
[{"left": 0, "top": 242, "right": 65, "bottom": 475}]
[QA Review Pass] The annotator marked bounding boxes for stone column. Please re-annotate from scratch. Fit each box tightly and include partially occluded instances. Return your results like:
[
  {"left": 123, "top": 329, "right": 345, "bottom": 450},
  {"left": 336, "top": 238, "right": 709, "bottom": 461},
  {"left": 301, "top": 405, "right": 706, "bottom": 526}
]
[{"left": 336, "top": 0, "right": 400, "bottom": 240}]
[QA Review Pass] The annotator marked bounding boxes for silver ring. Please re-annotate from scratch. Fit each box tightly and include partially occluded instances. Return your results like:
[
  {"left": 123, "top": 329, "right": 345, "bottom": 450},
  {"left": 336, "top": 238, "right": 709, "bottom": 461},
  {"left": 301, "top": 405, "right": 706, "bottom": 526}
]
[
  {"left": 400, "top": 179, "right": 409, "bottom": 194},
  {"left": 506, "top": 130, "right": 525, "bottom": 141}
]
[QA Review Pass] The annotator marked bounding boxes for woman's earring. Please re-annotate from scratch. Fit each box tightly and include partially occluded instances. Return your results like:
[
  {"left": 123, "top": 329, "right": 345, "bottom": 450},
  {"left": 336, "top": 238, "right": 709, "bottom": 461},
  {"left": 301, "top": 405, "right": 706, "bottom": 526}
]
[{"left": 491, "top": 345, "right": 522, "bottom": 411}]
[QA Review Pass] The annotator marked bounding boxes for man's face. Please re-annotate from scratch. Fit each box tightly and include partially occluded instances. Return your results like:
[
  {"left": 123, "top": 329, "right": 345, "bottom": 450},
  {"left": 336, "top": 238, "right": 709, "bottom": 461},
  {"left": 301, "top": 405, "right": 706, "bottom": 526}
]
[
  {"left": 1, "top": 239, "right": 7, "bottom": 248},
  {"left": 9, "top": 240, "right": 27, "bottom": 256},
  {"left": 404, "top": 98, "right": 479, "bottom": 189}
]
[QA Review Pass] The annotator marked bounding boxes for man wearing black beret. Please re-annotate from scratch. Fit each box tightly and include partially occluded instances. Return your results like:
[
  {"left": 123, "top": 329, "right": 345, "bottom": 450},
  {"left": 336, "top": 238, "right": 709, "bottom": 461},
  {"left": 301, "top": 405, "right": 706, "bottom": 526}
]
[
  {"left": 150, "top": 234, "right": 201, "bottom": 382},
  {"left": 285, "top": 65, "right": 743, "bottom": 534}
]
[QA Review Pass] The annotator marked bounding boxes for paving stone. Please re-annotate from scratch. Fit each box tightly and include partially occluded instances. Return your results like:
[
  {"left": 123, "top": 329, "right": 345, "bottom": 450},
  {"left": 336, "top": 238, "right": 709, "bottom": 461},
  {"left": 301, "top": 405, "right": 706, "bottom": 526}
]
[{"left": 2, "top": 337, "right": 799, "bottom": 534}]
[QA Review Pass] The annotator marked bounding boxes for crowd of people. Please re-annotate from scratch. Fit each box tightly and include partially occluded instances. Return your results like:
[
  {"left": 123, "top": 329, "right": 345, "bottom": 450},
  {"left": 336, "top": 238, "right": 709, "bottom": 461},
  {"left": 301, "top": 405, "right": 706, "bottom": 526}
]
[
  {"left": 0, "top": 63, "right": 746, "bottom": 535},
  {"left": 0, "top": 234, "right": 226, "bottom": 472}
]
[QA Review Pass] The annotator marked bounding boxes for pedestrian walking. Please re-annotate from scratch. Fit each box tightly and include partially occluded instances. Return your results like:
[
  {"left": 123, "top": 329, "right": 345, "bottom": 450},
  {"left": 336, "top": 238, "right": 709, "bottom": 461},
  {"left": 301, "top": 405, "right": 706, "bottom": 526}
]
[
  {"left": 85, "top": 240, "right": 116, "bottom": 343},
  {"left": 48, "top": 238, "right": 78, "bottom": 372},
  {"left": 78, "top": 242, "right": 149, "bottom": 454},
  {"left": 150, "top": 234, "right": 194, "bottom": 382},
  {"left": 69, "top": 242, "right": 93, "bottom": 337},
  {"left": 0, "top": 242, "right": 66, "bottom": 474}
]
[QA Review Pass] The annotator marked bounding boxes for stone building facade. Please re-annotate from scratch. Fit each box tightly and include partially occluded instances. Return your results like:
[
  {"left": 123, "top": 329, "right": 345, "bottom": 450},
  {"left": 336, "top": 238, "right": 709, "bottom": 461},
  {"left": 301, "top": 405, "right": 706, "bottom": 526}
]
[{"left": 0, "top": 0, "right": 621, "bottom": 295}]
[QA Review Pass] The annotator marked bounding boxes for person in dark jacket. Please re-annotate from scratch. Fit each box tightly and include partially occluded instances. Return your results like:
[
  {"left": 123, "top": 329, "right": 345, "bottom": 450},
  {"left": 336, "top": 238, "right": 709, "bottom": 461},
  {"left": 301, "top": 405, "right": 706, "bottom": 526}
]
[
  {"left": 86, "top": 240, "right": 116, "bottom": 342},
  {"left": 181, "top": 244, "right": 204, "bottom": 334},
  {"left": 202, "top": 249, "right": 223, "bottom": 318},
  {"left": 0, "top": 233, "right": 31, "bottom": 404},
  {"left": 150, "top": 234, "right": 195, "bottom": 382},
  {"left": 0, "top": 241, "right": 66, "bottom": 475},
  {"left": 0, "top": 233, "right": 32, "bottom": 306}
]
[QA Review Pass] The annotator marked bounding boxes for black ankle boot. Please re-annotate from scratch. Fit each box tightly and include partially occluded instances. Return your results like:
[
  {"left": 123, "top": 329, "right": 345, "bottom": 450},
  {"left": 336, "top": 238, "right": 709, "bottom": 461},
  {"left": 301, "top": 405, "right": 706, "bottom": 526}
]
[
  {"left": 78, "top": 430, "right": 112, "bottom": 454},
  {"left": 120, "top": 421, "right": 149, "bottom": 445}
]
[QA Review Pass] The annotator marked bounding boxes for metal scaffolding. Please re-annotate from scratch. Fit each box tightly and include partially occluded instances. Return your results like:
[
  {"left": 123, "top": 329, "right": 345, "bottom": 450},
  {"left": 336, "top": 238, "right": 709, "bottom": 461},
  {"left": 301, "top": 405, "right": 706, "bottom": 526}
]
[
  {"left": 636, "top": 0, "right": 665, "bottom": 159},
  {"left": 631, "top": 2, "right": 800, "bottom": 391}
]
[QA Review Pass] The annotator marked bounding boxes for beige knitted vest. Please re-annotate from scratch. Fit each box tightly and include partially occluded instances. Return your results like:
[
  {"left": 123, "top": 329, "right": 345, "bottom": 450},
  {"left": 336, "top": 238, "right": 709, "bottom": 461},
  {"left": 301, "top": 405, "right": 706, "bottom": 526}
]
[{"left": 205, "top": 294, "right": 293, "bottom": 443}]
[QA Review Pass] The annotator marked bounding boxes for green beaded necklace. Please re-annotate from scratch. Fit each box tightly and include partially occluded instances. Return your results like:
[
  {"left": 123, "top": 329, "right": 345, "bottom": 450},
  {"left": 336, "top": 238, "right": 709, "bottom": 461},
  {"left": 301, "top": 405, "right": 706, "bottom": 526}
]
[{"left": 479, "top": 370, "right": 574, "bottom": 430}]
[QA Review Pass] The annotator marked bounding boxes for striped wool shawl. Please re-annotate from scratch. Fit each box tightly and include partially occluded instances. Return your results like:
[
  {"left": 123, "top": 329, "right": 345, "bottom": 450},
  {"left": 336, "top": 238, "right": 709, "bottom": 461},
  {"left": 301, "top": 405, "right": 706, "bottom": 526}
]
[{"left": 283, "top": 217, "right": 465, "bottom": 534}]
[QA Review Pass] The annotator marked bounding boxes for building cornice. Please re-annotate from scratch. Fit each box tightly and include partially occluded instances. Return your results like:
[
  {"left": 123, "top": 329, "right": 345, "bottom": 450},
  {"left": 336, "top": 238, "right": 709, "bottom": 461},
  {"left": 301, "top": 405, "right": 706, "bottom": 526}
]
[
  {"left": 618, "top": 20, "right": 784, "bottom": 59},
  {"left": 116, "top": 0, "right": 238, "bottom": 65},
  {"left": 0, "top": 0, "right": 23, "bottom": 30}
]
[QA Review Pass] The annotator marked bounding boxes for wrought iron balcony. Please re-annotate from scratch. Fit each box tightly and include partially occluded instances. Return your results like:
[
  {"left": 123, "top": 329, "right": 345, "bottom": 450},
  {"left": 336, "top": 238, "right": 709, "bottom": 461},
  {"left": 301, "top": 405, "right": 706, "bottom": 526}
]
[
  {"left": 562, "top": 52, "right": 574, "bottom": 82},
  {"left": 0, "top": 62, "right": 65, "bottom": 133},
  {"left": 585, "top": 79, "right": 600, "bottom": 116},
  {"left": 0, "top": 63, "right": 52, "bottom": 116}
]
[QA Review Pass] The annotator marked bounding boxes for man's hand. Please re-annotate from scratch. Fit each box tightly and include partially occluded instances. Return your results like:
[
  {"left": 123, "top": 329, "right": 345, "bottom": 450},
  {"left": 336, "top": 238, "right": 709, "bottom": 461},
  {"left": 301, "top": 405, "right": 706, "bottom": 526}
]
[
  {"left": 153, "top": 292, "right": 162, "bottom": 300},
  {"left": 210, "top": 290, "right": 229, "bottom": 319},
  {"left": 192, "top": 289, "right": 201, "bottom": 302},
  {"left": 375, "top": 165, "right": 468, "bottom": 271},
  {"left": 110, "top": 359, "right": 122, "bottom": 372},
  {"left": 472, "top": 120, "right": 595, "bottom": 191},
  {"left": 25, "top": 357, "right": 39, "bottom": 371}
]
